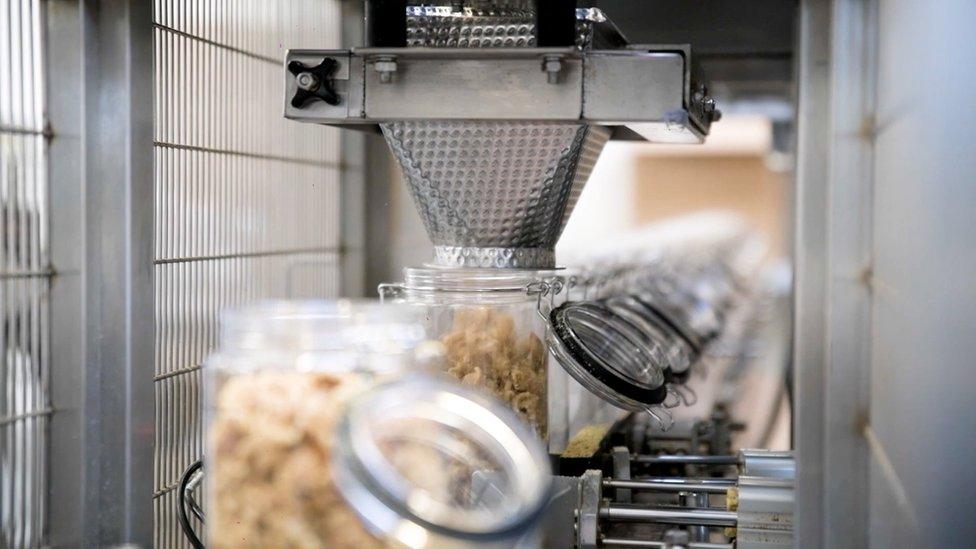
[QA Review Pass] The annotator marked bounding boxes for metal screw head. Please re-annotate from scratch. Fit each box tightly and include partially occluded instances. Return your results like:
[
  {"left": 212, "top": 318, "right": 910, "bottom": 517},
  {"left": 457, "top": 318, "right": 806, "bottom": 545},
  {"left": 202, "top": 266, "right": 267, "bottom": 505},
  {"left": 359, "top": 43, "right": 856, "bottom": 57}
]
[
  {"left": 296, "top": 72, "right": 319, "bottom": 91},
  {"left": 702, "top": 97, "right": 722, "bottom": 122},
  {"left": 543, "top": 55, "right": 563, "bottom": 84}
]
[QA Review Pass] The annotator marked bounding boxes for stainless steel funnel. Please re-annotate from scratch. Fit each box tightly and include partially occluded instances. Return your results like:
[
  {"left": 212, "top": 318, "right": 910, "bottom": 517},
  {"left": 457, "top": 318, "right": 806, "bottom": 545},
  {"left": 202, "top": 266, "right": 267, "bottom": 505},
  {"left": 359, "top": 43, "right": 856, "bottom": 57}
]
[
  {"left": 284, "top": 6, "right": 715, "bottom": 269},
  {"left": 382, "top": 120, "right": 611, "bottom": 269}
]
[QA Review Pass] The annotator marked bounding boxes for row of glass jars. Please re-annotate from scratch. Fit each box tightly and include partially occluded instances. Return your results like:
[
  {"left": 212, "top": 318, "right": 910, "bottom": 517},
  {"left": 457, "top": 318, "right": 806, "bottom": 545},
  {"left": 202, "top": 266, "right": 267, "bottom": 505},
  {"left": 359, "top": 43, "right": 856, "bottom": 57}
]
[
  {"left": 376, "top": 263, "right": 730, "bottom": 455},
  {"left": 202, "top": 257, "right": 740, "bottom": 547}
]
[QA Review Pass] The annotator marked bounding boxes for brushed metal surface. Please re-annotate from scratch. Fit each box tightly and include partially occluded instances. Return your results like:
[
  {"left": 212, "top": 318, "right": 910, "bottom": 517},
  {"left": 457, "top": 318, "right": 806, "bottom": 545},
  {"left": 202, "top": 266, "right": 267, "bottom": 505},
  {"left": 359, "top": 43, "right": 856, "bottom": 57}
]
[
  {"left": 363, "top": 51, "right": 584, "bottom": 120},
  {"left": 382, "top": 120, "right": 610, "bottom": 268}
]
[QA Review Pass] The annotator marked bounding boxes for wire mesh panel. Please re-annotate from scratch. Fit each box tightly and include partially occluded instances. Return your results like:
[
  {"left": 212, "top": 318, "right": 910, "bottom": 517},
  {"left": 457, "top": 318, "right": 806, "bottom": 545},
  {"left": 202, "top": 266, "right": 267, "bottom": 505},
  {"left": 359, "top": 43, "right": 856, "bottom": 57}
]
[
  {"left": 151, "top": 1, "right": 344, "bottom": 546},
  {"left": 1, "top": 0, "right": 50, "bottom": 547}
]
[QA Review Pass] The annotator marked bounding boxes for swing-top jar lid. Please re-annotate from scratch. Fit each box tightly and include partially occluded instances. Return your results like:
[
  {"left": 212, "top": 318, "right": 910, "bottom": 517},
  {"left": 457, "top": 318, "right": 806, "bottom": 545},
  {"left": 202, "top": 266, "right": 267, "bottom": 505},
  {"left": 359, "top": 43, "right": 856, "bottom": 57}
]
[
  {"left": 334, "top": 375, "right": 552, "bottom": 547},
  {"left": 546, "top": 300, "right": 671, "bottom": 412},
  {"left": 603, "top": 295, "right": 699, "bottom": 375}
]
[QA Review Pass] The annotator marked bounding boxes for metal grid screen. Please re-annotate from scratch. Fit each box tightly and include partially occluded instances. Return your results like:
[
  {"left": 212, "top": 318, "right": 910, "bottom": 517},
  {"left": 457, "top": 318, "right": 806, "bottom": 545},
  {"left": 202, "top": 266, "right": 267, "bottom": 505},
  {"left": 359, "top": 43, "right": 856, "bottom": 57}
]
[
  {"left": 152, "top": 1, "right": 344, "bottom": 546},
  {"left": 1, "top": 1, "right": 49, "bottom": 547}
]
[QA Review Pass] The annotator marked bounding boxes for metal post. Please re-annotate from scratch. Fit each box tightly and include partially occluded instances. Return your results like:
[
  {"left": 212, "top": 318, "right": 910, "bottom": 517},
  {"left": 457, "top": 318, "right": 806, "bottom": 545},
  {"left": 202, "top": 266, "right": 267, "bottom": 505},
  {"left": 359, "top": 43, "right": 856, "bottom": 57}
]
[
  {"left": 341, "top": 0, "right": 367, "bottom": 297},
  {"left": 794, "top": 0, "right": 876, "bottom": 546},
  {"left": 682, "top": 492, "right": 712, "bottom": 541},
  {"left": 46, "top": 0, "right": 154, "bottom": 545},
  {"left": 612, "top": 446, "right": 633, "bottom": 502}
]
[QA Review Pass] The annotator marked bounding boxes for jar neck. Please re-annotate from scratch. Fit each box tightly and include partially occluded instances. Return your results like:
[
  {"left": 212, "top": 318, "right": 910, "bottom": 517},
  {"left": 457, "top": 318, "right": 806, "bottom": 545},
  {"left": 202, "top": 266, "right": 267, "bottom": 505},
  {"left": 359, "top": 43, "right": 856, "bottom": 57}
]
[{"left": 401, "top": 266, "right": 561, "bottom": 293}]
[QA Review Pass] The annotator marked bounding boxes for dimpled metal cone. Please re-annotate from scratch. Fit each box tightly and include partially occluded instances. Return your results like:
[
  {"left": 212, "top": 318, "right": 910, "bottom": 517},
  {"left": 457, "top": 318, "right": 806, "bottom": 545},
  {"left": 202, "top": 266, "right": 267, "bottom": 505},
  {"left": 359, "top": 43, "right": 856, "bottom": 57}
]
[{"left": 382, "top": 120, "right": 611, "bottom": 269}]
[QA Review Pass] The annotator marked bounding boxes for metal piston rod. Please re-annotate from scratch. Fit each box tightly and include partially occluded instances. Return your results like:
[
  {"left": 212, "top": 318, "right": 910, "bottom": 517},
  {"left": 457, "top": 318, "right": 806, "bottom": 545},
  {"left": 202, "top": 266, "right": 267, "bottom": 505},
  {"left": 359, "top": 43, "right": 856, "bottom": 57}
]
[
  {"left": 599, "top": 504, "right": 739, "bottom": 527},
  {"left": 603, "top": 479, "right": 733, "bottom": 494},
  {"left": 600, "top": 539, "right": 733, "bottom": 549},
  {"left": 632, "top": 454, "right": 739, "bottom": 466}
]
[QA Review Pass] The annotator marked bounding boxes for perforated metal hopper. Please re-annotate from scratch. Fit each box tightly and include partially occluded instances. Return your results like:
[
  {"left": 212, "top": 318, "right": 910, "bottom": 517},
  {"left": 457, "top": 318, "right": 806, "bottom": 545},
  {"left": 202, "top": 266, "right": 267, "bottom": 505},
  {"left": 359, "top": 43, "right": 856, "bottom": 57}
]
[
  {"left": 284, "top": 6, "right": 713, "bottom": 268},
  {"left": 383, "top": 121, "right": 611, "bottom": 269}
]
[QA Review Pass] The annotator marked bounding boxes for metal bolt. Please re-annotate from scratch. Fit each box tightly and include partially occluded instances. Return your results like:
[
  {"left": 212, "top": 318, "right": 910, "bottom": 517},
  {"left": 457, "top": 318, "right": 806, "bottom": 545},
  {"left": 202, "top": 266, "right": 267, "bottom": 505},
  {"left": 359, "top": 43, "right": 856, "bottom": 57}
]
[
  {"left": 702, "top": 97, "right": 722, "bottom": 122},
  {"left": 663, "top": 528, "right": 690, "bottom": 549},
  {"left": 543, "top": 55, "right": 563, "bottom": 84},
  {"left": 296, "top": 71, "right": 320, "bottom": 91},
  {"left": 374, "top": 57, "right": 398, "bottom": 83}
]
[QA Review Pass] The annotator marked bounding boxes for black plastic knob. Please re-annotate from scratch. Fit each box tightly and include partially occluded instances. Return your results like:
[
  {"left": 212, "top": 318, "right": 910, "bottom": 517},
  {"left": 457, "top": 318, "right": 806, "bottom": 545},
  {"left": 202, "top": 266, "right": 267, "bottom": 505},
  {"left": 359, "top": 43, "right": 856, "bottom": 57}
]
[{"left": 288, "top": 58, "right": 340, "bottom": 109}]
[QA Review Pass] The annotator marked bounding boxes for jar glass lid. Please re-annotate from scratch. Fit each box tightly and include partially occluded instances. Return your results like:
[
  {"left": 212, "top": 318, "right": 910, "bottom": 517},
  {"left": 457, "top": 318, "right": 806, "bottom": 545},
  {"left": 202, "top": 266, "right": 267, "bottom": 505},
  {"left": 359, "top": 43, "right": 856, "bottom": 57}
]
[
  {"left": 335, "top": 376, "right": 551, "bottom": 544},
  {"left": 632, "top": 291, "right": 708, "bottom": 352},
  {"left": 604, "top": 295, "right": 698, "bottom": 374},
  {"left": 547, "top": 301, "right": 669, "bottom": 411}
]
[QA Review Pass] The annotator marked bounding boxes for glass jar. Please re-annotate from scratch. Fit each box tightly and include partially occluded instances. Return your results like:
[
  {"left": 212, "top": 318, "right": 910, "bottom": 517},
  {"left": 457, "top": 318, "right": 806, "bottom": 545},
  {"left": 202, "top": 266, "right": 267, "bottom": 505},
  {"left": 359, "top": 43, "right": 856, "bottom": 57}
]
[
  {"left": 558, "top": 271, "right": 629, "bottom": 457},
  {"left": 379, "top": 267, "right": 558, "bottom": 443},
  {"left": 204, "top": 300, "right": 424, "bottom": 548},
  {"left": 336, "top": 375, "right": 552, "bottom": 548}
]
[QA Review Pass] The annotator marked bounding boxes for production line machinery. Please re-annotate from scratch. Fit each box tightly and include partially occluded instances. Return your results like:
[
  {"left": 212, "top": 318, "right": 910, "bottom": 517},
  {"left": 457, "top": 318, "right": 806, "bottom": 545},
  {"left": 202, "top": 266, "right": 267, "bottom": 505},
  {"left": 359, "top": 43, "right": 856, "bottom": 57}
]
[
  {"left": 265, "top": 2, "right": 793, "bottom": 547},
  {"left": 543, "top": 417, "right": 794, "bottom": 549}
]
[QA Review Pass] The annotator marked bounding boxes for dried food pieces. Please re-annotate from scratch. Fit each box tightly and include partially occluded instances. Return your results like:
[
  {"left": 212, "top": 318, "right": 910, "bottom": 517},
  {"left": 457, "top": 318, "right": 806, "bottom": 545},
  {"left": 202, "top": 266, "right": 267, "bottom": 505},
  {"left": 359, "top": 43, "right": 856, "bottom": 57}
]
[
  {"left": 561, "top": 423, "right": 612, "bottom": 458},
  {"left": 209, "top": 371, "right": 385, "bottom": 549},
  {"left": 440, "top": 307, "right": 548, "bottom": 437}
]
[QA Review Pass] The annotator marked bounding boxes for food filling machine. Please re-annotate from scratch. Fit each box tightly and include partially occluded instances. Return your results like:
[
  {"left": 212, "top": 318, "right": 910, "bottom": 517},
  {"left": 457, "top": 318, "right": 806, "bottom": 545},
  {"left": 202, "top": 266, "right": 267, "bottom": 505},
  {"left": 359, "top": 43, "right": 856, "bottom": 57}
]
[{"left": 194, "top": 2, "right": 795, "bottom": 547}]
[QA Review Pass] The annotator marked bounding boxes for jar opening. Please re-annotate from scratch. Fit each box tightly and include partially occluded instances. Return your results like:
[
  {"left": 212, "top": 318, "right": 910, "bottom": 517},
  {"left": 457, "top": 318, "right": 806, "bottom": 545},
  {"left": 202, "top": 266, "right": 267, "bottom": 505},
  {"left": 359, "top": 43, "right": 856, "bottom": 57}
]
[
  {"left": 335, "top": 376, "right": 551, "bottom": 541},
  {"left": 403, "top": 266, "right": 560, "bottom": 293},
  {"left": 219, "top": 299, "right": 427, "bottom": 353}
]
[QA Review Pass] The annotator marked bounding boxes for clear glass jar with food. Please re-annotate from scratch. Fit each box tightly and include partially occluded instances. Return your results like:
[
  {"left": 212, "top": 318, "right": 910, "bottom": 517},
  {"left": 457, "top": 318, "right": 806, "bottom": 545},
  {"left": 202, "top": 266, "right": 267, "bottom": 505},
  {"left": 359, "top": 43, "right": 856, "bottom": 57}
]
[
  {"left": 336, "top": 375, "right": 552, "bottom": 548},
  {"left": 379, "top": 267, "right": 561, "bottom": 444},
  {"left": 204, "top": 300, "right": 424, "bottom": 548}
]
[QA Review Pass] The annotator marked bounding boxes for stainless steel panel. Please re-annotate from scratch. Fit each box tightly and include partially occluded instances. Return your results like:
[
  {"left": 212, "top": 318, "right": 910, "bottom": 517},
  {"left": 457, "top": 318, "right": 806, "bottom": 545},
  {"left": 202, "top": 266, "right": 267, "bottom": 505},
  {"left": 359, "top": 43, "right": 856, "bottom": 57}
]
[
  {"left": 582, "top": 52, "right": 685, "bottom": 122},
  {"left": 794, "top": 0, "right": 976, "bottom": 547},
  {"left": 363, "top": 50, "right": 584, "bottom": 120},
  {"left": 152, "top": 1, "right": 346, "bottom": 546},
  {"left": 794, "top": 1, "right": 877, "bottom": 547},
  {"left": 45, "top": 2, "right": 84, "bottom": 544},
  {"left": 42, "top": 1, "right": 156, "bottom": 545},
  {"left": 869, "top": 1, "right": 976, "bottom": 547},
  {"left": 792, "top": 1, "right": 831, "bottom": 546},
  {"left": 1, "top": 1, "right": 50, "bottom": 546},
  {"left": 283, "top": 47, "right": 710, "bottom": 142}
]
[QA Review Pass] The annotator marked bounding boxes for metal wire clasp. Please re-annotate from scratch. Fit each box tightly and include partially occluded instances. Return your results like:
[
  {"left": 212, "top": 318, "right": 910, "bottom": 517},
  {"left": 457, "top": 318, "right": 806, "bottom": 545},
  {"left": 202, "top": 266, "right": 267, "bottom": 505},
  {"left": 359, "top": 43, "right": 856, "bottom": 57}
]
[
  {"left": 528, "top": 278, "right": 565, "bottom": 322},
  {"left": 377, "top": 283, "right": 405, "bottom": 301}
]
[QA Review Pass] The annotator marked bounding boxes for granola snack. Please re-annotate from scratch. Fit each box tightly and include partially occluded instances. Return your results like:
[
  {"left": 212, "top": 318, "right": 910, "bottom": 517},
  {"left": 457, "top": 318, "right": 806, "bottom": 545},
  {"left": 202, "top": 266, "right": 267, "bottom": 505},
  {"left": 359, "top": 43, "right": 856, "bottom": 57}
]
[
  {"left": 209, "top": 371, "right": 386, "bottom": 549},
  {"left": 440, "top": 307, "right": 548, "bottom": 438}
]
